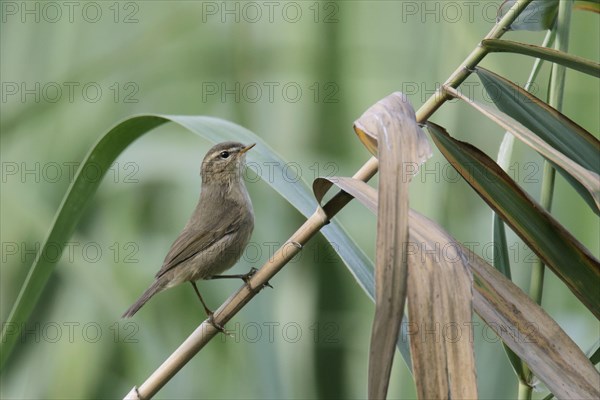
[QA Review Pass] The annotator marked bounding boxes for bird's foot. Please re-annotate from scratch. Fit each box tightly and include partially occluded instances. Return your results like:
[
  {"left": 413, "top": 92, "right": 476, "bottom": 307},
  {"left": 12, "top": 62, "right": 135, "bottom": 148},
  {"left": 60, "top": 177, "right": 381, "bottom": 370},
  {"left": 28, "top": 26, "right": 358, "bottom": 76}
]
[
  {"left": 241, "top": 267, "right": 258, "bottom": 284},
  {"left": 242, "top": 267, "right": 273, "bottom": 290}
]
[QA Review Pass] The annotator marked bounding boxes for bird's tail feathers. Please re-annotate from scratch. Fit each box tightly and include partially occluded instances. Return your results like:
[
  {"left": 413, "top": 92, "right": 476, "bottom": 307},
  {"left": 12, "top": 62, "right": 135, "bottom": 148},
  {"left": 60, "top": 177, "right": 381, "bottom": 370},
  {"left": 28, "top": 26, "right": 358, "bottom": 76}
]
[{"left": 122, "top": 280, "right": 165, "bottom": 318}]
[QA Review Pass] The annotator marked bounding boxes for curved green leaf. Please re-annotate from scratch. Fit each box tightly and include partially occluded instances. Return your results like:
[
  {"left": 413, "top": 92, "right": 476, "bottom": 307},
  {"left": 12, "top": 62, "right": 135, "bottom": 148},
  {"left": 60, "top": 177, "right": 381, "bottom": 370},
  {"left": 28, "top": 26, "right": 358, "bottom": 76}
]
[
  {"left": 426, "top": 122, "right": 600, "bottom": 319},
  {"left": 474, "top": 67, "right": 600, "bottom": 213},
  {"left": 482, "top": 39, "right": 600, "bottom": 77},
  {"left": 476, "top": 67, "right": 600, "bottom": 173},
  {"left": 0, "top": 114, "right": 373, "bottom": 370},
  {"left": 445, "top": 85, "right": 600, "bottom": 214},
  {"left": 1, "top": 115, "right": 167, "bottom": 369}
]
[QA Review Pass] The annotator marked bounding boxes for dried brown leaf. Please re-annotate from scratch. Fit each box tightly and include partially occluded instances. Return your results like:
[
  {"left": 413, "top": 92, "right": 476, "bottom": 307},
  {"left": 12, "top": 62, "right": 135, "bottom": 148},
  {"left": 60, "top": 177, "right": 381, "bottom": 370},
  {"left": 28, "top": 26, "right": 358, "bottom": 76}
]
[
  {"left": 353, "top": 92, "right": 431, "bottom": 399},
  {"left": 313, "top": 177, "right": 600, "bottom": 400}
]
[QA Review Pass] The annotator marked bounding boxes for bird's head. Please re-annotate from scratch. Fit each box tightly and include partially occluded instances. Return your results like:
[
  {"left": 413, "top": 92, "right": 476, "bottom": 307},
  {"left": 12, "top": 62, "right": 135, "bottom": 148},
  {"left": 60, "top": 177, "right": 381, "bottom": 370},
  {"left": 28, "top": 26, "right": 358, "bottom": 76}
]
[{"left": 200, "top": 141, "right": 255, "bottom": 185}]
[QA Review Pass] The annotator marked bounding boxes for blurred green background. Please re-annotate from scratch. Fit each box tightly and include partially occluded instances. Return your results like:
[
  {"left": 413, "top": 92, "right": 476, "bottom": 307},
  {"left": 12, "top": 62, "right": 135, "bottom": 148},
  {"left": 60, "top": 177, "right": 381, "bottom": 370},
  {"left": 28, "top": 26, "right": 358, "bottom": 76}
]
[{"left": 1, "top": 1, "right": 598, "bottom": 399}]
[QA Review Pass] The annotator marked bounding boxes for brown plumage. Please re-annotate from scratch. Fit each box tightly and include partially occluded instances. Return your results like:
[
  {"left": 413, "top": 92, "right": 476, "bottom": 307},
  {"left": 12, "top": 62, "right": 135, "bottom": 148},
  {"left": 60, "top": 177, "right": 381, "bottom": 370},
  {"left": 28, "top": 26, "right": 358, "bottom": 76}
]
[{"left": 122, "top": 142, "right": 255, "bottom": 318}]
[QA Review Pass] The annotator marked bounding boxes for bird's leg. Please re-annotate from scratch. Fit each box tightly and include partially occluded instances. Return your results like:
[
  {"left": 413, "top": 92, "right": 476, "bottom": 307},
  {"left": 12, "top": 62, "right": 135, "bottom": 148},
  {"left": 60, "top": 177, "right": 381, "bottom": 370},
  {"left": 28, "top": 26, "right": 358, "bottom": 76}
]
[
  {"left": 211, "top": 267, "right": 273, "bottom": 289},
  {"left": 190, "top": 282, "right": 229, "bottom": 335},
  {"left": 190, "top": 281, "right": 213, "bottom": 315},
  {"left": 211, "top": 267, "right": 257, "bottom": 283}
]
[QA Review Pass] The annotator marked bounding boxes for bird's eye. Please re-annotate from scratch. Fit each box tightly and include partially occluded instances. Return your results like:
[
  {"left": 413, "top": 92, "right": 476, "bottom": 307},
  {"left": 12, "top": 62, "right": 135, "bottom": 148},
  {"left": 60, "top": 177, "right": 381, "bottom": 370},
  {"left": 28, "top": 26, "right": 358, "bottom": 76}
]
[{"left": 219, "top": 151, "right": 230, "bottom": 159}]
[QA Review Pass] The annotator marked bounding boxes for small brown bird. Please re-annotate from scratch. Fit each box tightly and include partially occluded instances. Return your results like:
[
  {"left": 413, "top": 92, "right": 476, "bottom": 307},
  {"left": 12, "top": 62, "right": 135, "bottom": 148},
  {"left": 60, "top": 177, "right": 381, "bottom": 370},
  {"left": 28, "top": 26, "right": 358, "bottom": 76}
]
[{"left": 122, "top": 142, "right": 255, "bottom": 321}]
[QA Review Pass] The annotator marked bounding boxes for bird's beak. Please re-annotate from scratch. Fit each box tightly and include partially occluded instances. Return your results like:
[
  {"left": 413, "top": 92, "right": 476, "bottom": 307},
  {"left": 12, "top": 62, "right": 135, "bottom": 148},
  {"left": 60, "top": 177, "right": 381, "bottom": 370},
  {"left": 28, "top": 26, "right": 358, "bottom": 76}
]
[{"left": 240, "top": 143, "right": 256, "bottom": 154}]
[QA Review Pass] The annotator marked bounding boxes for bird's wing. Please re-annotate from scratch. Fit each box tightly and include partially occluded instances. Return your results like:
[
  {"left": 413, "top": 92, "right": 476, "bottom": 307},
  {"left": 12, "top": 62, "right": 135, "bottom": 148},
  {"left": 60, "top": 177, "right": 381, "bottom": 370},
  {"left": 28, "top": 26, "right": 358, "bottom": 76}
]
[{"left": 154, "top": 210, "right": 238, "bottom": 279}]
